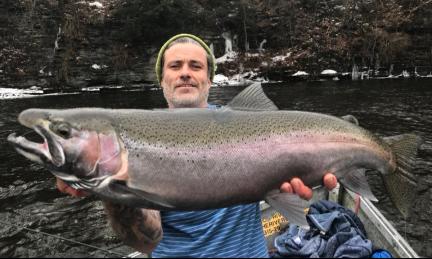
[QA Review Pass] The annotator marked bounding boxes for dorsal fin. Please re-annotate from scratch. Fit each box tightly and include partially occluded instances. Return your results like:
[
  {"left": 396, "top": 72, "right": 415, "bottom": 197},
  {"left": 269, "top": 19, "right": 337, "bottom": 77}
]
[{"left": 225, "top": 82, "right": 278, "bottom": 111}]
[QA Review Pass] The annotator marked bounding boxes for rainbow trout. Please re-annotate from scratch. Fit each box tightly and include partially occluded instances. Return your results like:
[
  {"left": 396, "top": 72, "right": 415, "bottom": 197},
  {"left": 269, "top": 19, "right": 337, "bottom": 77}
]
[{"left": 7, "top": 83, "right": 422, "bottom": 225}]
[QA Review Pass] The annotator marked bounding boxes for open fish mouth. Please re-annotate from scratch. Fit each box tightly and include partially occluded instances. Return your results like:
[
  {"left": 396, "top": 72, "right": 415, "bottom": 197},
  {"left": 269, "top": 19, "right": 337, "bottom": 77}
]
[{"left": 7, "top": 125, "right": 65, "bottom": 168}]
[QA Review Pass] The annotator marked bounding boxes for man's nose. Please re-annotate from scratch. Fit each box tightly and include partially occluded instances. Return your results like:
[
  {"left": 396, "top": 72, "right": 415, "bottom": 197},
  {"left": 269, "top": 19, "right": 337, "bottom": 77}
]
[{"left": 180, "top": 65, "right": 191, "bottom": 81}]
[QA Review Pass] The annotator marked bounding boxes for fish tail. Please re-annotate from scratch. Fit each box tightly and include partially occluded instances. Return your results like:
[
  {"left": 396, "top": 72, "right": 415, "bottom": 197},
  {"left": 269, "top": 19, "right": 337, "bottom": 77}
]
[{"left": 382, "top": 134, "right": 423, "bottom": 218}]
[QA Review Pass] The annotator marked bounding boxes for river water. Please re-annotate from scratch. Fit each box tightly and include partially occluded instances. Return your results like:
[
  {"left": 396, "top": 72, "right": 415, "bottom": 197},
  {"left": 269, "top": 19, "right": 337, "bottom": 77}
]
[{"left": 1, "top": 79, "right": 431, "bottom": 257}]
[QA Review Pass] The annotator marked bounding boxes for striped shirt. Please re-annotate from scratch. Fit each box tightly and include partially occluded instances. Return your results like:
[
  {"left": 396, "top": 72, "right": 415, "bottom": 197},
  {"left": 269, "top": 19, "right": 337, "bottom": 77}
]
[{"left": 152, "top": 204, "right": 269, "bottom": 258}]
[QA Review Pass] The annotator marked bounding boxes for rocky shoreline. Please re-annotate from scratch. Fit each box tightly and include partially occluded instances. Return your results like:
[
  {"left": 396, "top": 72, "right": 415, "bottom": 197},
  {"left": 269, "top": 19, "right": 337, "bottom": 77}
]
[{"left": 2, "top": 75, "right": 432, "bottom": 100}]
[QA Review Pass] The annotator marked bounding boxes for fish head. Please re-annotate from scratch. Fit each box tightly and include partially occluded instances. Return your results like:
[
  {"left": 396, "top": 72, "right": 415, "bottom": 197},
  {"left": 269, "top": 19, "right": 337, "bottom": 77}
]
[{"left": 8, "top": 108, "right": 124, "bottom": 188}]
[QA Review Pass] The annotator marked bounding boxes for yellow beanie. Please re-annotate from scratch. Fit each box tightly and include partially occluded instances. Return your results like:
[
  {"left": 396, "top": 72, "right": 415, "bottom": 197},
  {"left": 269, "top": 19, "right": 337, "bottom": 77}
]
[{"left": 155, "top": 33, "right": 216, "bottom": 85}]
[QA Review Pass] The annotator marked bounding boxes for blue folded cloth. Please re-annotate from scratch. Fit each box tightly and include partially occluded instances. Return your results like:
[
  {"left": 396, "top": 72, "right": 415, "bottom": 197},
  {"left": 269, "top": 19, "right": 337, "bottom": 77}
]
[
  {"left": 307, "top": 200, "right": 367, "bottom": 239},
  {"left": 371, "top": 249, "right": 393, "bottom": 258},
  {"left": 273, "top": 200, "right": 372, "bottom": 258}
]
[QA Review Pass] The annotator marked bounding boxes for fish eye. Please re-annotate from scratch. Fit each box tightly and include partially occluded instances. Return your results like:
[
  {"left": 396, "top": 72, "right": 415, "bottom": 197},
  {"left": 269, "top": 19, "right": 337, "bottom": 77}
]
[{"left": 52, "top": 122, "right": 72, "bottom": 139}]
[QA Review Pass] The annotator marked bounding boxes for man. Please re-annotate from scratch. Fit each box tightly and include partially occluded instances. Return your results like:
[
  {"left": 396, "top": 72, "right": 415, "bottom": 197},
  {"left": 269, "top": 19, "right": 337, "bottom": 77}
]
[{"left": 57, "top": 33, "right": 337, "bottom": 257}]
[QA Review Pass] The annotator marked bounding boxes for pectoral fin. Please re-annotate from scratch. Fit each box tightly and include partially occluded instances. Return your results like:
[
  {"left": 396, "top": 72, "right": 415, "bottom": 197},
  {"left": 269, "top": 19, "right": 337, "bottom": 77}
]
[
  {"left": 265, "top": 190, "right": 309, "bottom": 227},
  {"left": 338, "top": 168, "right": 378, "bottom": 202},
  {"left": 92, "top": 178, "right": 176, "bottom": 210}
]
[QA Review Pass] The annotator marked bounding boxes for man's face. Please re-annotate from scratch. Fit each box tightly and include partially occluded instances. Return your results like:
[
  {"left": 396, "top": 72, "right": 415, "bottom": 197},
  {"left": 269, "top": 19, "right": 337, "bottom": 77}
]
[{"left": 161, "top": 43, "right": 211, "bottom": 108}]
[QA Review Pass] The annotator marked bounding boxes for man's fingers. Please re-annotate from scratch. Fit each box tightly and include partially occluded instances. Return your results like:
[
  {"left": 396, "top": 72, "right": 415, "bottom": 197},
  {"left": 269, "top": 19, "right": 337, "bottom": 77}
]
[
  {"left": 290, "top": 178, "right": 312, "bottom": 200},
  {"left": 280, "top": 182, "right": 293, "bottom": 193},
  {"left": 279, "top": 174, "right": 337, "bottom": 201},
  {"left": 323, "top": 173, "right": 338, "bottom": 190},
  {"left": 279, "top": 179, "right": 313, "bottom": 200}
]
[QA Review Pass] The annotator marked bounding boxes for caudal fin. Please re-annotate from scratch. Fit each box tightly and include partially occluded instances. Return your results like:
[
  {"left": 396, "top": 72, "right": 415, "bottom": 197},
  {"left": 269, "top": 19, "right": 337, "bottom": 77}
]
[{"left": 382, "top": 134, "right": 422, "bottom": 218}]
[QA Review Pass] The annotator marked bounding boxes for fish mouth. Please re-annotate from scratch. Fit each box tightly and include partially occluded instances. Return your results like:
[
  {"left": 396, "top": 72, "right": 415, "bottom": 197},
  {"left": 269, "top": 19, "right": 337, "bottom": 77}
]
[{"left": 7, "top": 124, "right": 65, "bottom": 168}]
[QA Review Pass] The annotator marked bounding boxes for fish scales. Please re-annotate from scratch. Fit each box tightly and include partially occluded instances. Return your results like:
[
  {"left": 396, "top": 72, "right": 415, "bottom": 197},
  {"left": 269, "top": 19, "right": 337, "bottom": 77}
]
[
  {"left": 106, "top": 109, "right": 393, "bottom": 209},
  {"left": 113, "top": 109, "right": 383, "bottom": 148}
]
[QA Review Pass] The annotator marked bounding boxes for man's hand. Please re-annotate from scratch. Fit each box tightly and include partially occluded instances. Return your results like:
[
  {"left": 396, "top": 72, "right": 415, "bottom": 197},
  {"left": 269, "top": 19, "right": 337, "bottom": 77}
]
[{"left": 280, "top": 173, "right": 338, "bottom": 200}]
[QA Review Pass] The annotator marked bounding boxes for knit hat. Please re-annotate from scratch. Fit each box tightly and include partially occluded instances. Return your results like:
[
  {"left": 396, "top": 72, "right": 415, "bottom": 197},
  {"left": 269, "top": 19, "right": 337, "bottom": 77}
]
[{"left": 155, "top": 33, "right": 216, "bottom": 85}]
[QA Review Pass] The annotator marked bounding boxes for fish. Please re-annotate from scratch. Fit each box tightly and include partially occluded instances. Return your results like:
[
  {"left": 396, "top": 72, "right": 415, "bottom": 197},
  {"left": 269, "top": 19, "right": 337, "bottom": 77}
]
[{"left": 7, "top": 83, "right": 422, "bottom": 226}]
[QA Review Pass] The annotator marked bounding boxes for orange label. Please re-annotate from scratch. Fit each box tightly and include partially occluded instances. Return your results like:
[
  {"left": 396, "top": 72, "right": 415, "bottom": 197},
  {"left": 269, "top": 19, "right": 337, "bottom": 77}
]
[{"left": 261, "top": 212, "right": 288, "bottom": 237}]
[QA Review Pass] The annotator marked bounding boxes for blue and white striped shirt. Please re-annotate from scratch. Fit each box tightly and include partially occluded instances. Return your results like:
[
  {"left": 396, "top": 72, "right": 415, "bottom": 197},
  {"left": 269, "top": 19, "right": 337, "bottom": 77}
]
[{"left": 152, "top": 204, "right": 269, "bottom": 258}]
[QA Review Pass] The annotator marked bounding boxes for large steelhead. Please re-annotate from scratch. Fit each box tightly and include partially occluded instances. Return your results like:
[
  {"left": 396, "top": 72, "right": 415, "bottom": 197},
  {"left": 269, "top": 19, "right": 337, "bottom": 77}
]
[{"left": 7, "top": 83, "right": 422, "bottom": 225}]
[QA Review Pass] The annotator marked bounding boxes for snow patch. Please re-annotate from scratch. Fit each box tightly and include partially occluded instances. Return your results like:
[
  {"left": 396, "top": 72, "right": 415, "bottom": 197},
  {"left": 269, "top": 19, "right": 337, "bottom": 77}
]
[
  {"left": 216, "top": 51, "right": 238, "bottom": 64},
  {"left": 89, "top": 1, "right": 103, "bottom": 8},
  {"left": 0, "top": 87, "right": 43, "bottom": 99},
  {"left": 246, "top": 53, "right": 261, "bottom": 57},
  {"left": 272, "top": 53, "right": 291, "bottom": 62},
  {"left": 212, "top": 72, "right": 268, "bottom": 87},
  {"left": 321, "top": 69, "right": 338, "bottom": 75},
  {"left": 292, "top": 71, "right": 309, "bottom": 76},
  {"left": 80, "top": 85, "right": 124, "bottom": 92},
  {"left": 29, "top": 86, "right": 41, "bottom": 90},
  {"left": 0, "top": 86, "right": 82, "bottom": 99},
  {"left": 92, "top": 64, "right": 101, "bottom": 70},
  {"left": 81, "top": 86, "right": 102, "bottom": 92},
  {"left": 91, "top": 64, "right": 107, "bottom": 70},
  {"left": 213, "top": 74, "right": 230, "bottom": 85}
]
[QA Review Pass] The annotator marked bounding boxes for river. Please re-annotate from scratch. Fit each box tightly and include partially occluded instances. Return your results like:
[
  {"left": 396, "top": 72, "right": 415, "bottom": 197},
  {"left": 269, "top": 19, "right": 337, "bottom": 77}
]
[{"left": 1, "top": 79, "right": 431, "bottom": 257}]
